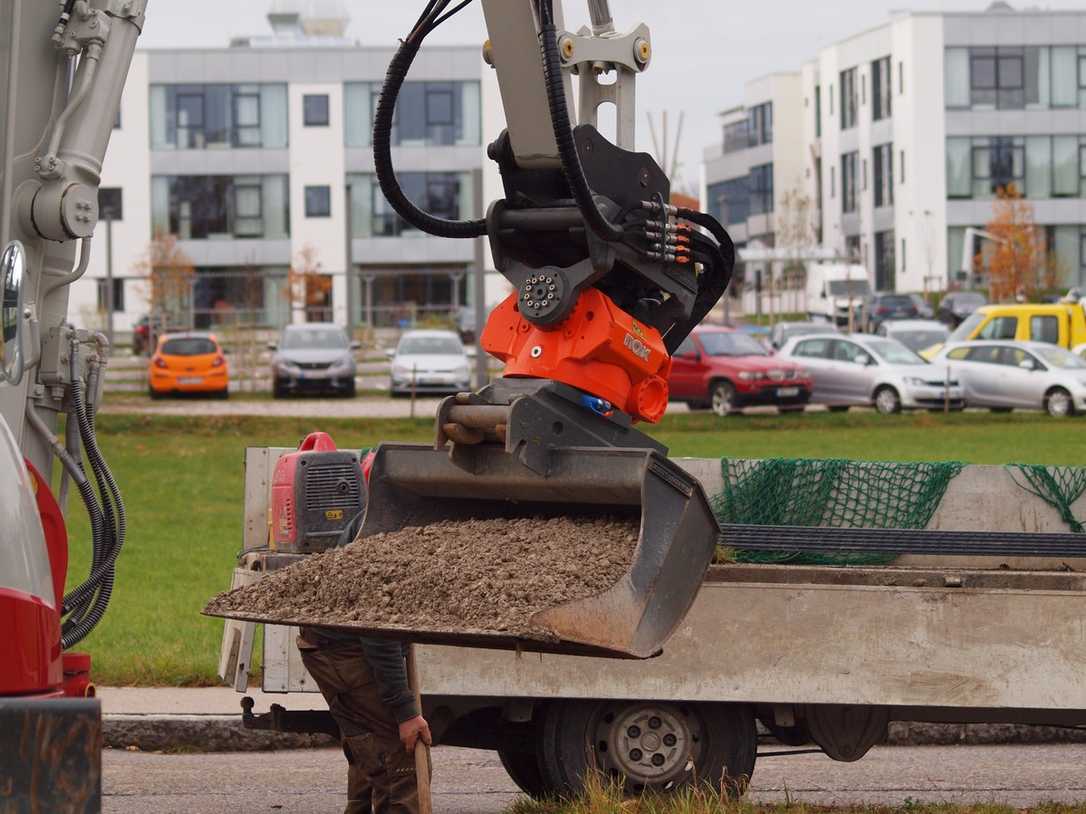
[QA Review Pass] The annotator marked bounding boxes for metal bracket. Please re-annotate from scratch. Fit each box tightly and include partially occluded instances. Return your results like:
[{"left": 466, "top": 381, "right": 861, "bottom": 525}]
[{"left": 559, "top": 23, "right": 650, "bottom": 151}]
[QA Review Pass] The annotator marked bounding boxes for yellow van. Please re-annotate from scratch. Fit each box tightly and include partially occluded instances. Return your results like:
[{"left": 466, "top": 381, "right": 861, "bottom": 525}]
[{"left": 921, "top": 302, "right": 1086, "bottom": 359}]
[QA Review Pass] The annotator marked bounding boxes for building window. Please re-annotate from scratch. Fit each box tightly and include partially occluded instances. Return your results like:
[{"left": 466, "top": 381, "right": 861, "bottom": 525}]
[
  {"left": 875, "top": 230, "right": 895, "bottom": 291},
  {"left": 344, "top": 81, "right": 481, "bottom": 148},
  {"left": 840, "top": 68, "right": 857, "bottom": 129},
  {"left": 722, "top": 119, "right": 750, "bottom": 154},
  {"left": 305, "top": 185, "right": 332, "bottom": 218},
  {"left": 303, "top": 94, "right": 330, "bottom": 126},
  {"left": 152, "top": 175, "right": 290, "bottom": 240},
  {"left": 841, "top": 152, "right": 858, "bottom": 214},
  {"left": 947, "top": 135, "right": 1085, "bottom": 199},
  {"left": 749, "top": 163, "right": 774, "bottom": 216},
  {"left": 356, "top": 172, "right": 467, "bottom": 237},
  {"left": 814, "top": 86, "right": 821, "bottom": 138},
  {"left": 98, "top": 187, "right": 123, "bottom": 221},
  {"left": 748, "top": 102, "right": 773, "bottom": 146},
  {"left": 96, "top": 278, "right": 125, "bottom": 313},
  {"left": 846, "top": 235, "right": 861, "bottom": 264},
  {"left": 706, "top": 176, "right": 750, "bottom": 225},
  {"left": 873, "top": 144, "right": 893, "bottom": 207},
  {"left": 872, "top": 56, "right": 892, "bottom": 120},
  {"left": 150, "top": 84, "right": 288, "bottom": 150}
]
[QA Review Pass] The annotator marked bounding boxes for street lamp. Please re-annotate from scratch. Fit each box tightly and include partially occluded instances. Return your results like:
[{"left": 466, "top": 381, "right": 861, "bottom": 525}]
[{"left": 98, "top": 189, "right": 123, "bottom": 350}]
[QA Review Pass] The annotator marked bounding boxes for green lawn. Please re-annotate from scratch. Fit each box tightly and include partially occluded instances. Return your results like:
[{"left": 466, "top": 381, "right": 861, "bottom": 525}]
[{"left": 64, "top": 409, "right": 1080, "bottom": 685}]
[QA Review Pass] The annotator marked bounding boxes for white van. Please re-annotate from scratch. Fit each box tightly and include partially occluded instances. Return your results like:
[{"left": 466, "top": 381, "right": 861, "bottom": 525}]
[{"left": 806, "top": 263, "right": 872, "bottom": 326}]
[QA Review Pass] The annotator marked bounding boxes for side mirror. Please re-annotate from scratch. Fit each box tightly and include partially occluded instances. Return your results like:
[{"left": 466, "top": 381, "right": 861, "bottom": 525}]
[
  {"left": 349, "top": 340, "right": 362, "bottom": 351},
  {"left": 820, "top": 290, "right": 827, "bottom": 299},
  {"left": 384, "top": 348, "right": 395, "bottom": 359},
  {"left": 1018, "top": 358, "right": 1036, "bottom": 371},
  {"left": 267, "top": 342, "right": 278, "bottom": 351},
  {"left": 0, "top": 241, "right": 27, "bottom": 386},
  {"left": 855, "top": 353, "right": 872, "bottom": 366}
]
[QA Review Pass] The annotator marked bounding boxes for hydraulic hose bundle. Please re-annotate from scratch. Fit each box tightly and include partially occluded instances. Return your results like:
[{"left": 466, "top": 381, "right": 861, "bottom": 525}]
[{"left": 58, "top": 339, "right": 125, "bottom": 648}]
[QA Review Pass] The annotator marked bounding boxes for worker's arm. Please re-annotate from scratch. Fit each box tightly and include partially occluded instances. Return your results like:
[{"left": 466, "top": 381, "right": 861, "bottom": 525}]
[{"left": 359, "top": 638, "right": 432, "bottom": 751}]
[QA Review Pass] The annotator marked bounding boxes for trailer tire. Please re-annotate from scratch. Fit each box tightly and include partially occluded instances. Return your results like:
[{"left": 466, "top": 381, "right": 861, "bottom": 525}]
[
  {"left": 538, "top": 700, "right": 756, "bottom": 797},
  {"left": 497, "top": 721, "right": 551, "bottom": 799}
]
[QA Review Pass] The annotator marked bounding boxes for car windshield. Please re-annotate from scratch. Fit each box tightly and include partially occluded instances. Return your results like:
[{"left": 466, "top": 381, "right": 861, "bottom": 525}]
[
  {"left": 888, "top": 330, "right": 948, "bottom": 352},
  {"left": 948, "top": 311, "right": 985, "bottom": 342},
  {"left": 282, "top": 328, "right": 349, "bottom": 350},
  {"left": 1035, "top": 346, "right": 1086, "bottom": 369},
  {"left": 161, "top": 337, "right": 216, "bottom": 356},
  {"left": 951, "top": 293, "right": 986, "bottom": 307},
  {"left": 398, "top": 335, "right": 463, "bottom": 355},
  {"left": 865, "top": 338, "right": 926, "bottom": 365},
  {"left": 783, "top": 324, "right": 829, "bottom": 340},
  {"left": 698, "top": 332, "right": 769, "bottom": 357},
  {"left": 828, "top": 280, "right": 871, "bottom": 297}
]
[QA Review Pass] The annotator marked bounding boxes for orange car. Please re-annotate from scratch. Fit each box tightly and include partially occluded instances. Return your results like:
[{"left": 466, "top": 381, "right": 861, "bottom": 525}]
[{"left": 148, "top": 331, "right": 229, "bottom": 399}]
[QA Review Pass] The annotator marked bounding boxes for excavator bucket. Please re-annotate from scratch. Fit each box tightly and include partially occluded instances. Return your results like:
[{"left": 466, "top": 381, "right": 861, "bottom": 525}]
[{"left": 359, "top": 442, "right": 718, "bottom": 659}]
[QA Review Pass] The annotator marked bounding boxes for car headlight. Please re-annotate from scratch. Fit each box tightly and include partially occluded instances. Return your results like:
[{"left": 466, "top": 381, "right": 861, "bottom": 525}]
[
  {"left": 330, "top": 356, "right": 353, "bottom": 372},
  {"left": 276, "top": 361, "right": 300, "bottom": 375},
  {"left": 738, "top": 371, "right": 757, "bottom": 382},
  {"left": 904, "top": 377, "right": 927, "bottom": 386},
  {"left": 391, "top": 364, "right": 411, "bottom": 378},
  {"left": 795, "top": 368, "right": 810, "bottom": 379}
]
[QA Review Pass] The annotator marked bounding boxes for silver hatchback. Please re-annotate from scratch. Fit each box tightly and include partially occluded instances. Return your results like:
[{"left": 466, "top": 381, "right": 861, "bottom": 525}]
[
  {"left": 778, "top": 333, "right": 963, "bottom": 414},
  {"left": 933, "top": 340, "right": 1086, "bottom": 417}
]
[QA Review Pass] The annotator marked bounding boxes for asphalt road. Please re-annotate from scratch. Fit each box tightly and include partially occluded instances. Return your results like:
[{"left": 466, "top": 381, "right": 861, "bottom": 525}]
[{"left": 103, "top": 744, "right": 1086, "bottom": 813}]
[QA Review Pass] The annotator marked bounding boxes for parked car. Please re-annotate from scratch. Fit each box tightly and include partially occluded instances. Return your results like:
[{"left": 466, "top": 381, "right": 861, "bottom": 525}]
[
  {"left": 270, "top": 323, "right": 359, "bottom": 398},
  {"left": 877, "top": 319, "right": 949, "bottom": 353},
  {"left": 936, "top": 291, "right": 987, "bottom": 328},
  {"left": 922, "top": 301, "right": 1086, "bottom": 360},
  {"left": 908, "top": 293, "right": 935, "bottom": 319},
  {"left": 669, "top": 326, "right": 813, "bottom": 416},
  {"left": 805, "top": 263, "right": 871, "bottom": 325},
  {"left": 132, "top": 314, "right": 151, "bottom": 355},
  {"left": 389, "top": 329, "right": 471, "bottom": 396},
  {"left": 148, "top": 331, "right": 229, "bottom": 399},
  {"left": 933, "top": 340, "right": 1086, "bottom": 418},
  {"left": 777, "top": 333, "right": 963, "bottom": 414},
  {"left": 858, "top": 292, "right": 920, "bottom": 333},
  {"left": 769, "top": 320, "right": 836, "bottom": 350}
]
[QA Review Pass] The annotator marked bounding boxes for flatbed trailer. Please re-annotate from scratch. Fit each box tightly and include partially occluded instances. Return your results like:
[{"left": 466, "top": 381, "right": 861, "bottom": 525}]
[{"left": 221, "top": 449, "right": 1086, "bottom": 795}]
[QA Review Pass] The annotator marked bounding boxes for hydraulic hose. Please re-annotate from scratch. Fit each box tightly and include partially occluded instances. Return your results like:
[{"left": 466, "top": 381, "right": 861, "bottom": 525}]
[
  {"left": 373, "top": 41, "right": 487, "bottom": 238},
  {"left": 535, "top": 0, "right": 625, "bottom": 243}
]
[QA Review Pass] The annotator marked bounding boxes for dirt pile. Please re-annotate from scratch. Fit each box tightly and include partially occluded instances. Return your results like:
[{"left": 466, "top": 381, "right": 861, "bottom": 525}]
[{"left": 205, "top": 516, "right": 638, "bottom": 639}]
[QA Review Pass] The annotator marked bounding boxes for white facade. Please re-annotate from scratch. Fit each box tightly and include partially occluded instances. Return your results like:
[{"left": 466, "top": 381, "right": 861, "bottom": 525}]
[
  {"left": 70, "top": 19, "right": 489, "bottom": 336},
  {"left": 703, "top": 4, "right": 1086, "bottom": 296}
]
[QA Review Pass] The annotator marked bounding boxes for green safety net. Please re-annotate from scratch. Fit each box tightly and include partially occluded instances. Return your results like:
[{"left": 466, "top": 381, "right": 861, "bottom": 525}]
[
  {"left": 712, "top": 458, "right": 965, "bottom": 565},
  {"left": 1007, "top": 465, "right": 1086, "bottom": 534}
]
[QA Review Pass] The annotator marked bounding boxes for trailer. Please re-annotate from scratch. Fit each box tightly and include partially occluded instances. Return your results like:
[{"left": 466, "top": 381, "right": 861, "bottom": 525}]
[{"left": 220, "top": 447, "right": 1086, "bottom": 796}]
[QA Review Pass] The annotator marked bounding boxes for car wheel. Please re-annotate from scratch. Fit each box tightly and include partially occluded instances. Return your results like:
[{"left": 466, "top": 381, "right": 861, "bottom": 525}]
[
  {"left": 1045, "top": 387, "right": 1074, "bottom": 418},
  {"left": 874, "top": 386, "right": 901, "bottom": 415},
  {"left": 344, "top": 380, "right": 357, "bottom": 399},
  {"left": 215, "top": 388, "right": 229, "bottom": 400},
  {"left": 537, "top": 699, "right": 756, "bottom": 798},
  {"left": 148, "top": 386, "right": 163, "bottom": 401},
  {"left": 272, "top": 378, "right": 286, "bottom": 399},
  {"left": 710, "top": 381, "right": 736, "bottom": 417}
]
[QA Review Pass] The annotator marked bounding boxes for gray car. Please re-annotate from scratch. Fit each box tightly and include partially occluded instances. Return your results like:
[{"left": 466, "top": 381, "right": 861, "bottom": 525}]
[
  {"left": 389, "top": 329, "right": 471, "bottom": 396},
  {"left": 933, "top": 340, "right": 1086, "bottom": 417},
  {"left": 877, "top": 319, "right": 949, "bottom": 353},
  {"left": 769, "top": 320, "right": 837, "bottom": 350},
  {"left": 270, "top": 323, "right": 359, "bottom": 398},
  {"left": 778, "top": 333, "right": 963, "bottom": 414}
]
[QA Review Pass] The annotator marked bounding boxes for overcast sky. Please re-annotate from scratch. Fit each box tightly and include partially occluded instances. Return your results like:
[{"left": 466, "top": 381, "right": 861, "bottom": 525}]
[{"left": 141, "top": 0, "right": 989, "bottom": 193}]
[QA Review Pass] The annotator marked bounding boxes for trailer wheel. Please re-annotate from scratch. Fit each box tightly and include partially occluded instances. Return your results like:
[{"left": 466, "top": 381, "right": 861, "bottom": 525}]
[
  {"left": 538, "top": 700, "right": 756, "bottom": 797},
  {"left": 497, "top": 721, "right": 551, "bottom": 799}
]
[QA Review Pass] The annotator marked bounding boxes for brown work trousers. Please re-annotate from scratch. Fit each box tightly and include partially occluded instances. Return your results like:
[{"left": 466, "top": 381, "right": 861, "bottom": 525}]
[{"left": 297, "top": 636, "right": 422, "bottom": 814}]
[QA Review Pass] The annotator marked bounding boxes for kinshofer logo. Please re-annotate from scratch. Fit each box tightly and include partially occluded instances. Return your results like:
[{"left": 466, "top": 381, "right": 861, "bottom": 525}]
[{"left": 623, "top": 333, "right": 650, "bottom": 361}]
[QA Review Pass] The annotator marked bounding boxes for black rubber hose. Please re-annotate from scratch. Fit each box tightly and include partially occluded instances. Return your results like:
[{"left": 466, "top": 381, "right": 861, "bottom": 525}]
[
  {"left": 536, "top": 0, "right": 625, "bottom": 243},
  {"left": 373, "top": 39, "right": 487, "bottom": 238}
]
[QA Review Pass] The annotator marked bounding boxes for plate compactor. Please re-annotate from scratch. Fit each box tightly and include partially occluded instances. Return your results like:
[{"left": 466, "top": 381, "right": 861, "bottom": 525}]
[
  {"left": 350, "top": 0, "right": 737, "bottom": 658},
  {"left": 219, "top": 0, "right": 737, "bottom": 659}
]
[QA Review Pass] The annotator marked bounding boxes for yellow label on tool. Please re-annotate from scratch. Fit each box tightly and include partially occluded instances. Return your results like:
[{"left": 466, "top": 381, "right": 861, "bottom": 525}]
[{"left": 325, "top": 509, "right": 344, "bottom": 521}]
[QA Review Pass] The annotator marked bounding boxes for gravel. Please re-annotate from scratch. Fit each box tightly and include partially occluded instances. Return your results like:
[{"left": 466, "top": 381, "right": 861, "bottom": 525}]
[{"left": 205, "top": 517, "right": 638, "bottom": 640}]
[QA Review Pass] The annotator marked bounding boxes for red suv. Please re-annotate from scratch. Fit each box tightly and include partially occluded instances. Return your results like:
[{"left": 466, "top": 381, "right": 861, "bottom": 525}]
[{"left": 670, "top": 326, "right": 813, "bottom": 415}]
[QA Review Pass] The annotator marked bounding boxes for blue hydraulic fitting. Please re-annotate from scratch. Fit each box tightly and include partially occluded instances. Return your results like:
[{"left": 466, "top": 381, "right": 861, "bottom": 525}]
[{"left": 580, "top": 395, "right": 613, "bottom": 416}]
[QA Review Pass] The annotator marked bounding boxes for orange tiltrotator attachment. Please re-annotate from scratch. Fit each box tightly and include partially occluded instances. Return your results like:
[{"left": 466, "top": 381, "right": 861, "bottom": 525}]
[{"left": 481, "top": 288, "right": 671, "bottom": 423}]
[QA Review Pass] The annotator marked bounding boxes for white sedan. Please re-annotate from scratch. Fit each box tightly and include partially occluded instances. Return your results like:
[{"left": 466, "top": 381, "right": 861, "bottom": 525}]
[{"left": 933, "top": 340, "right": 1086, "bottom": 417}]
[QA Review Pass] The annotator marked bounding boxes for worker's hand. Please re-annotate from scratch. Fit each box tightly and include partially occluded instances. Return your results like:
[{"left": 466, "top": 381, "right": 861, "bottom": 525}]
[{"left": 399, "top": 715, "right": 432, "bottom": 753}]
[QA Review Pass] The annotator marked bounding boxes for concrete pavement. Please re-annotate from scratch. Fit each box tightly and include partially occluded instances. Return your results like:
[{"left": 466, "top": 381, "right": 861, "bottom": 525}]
[{"left": 102, "top": 743, "right": 1086, "bottom": 813}]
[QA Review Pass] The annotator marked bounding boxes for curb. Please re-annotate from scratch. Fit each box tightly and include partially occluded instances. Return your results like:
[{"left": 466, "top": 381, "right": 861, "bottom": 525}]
[{"left": 104, "top": 716, "right": 1086, "bottom": 754}]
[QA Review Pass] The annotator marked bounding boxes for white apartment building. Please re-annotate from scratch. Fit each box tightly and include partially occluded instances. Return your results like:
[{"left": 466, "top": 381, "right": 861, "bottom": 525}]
[
  {"left": 703, "top": 2, "right": 1086, "bottom": 296},
  {"left": 72, "top": 3, "right": 487, "bottom": 335}
]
